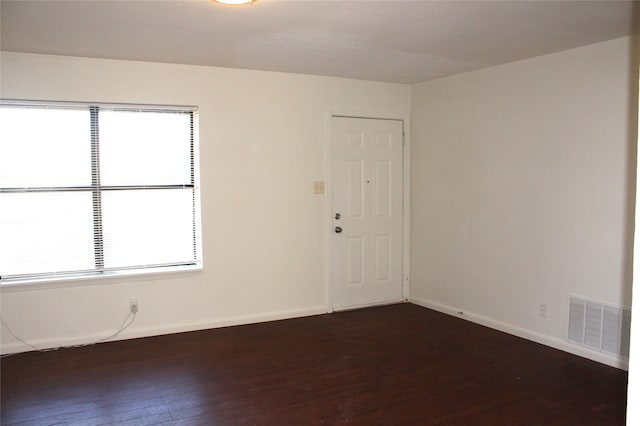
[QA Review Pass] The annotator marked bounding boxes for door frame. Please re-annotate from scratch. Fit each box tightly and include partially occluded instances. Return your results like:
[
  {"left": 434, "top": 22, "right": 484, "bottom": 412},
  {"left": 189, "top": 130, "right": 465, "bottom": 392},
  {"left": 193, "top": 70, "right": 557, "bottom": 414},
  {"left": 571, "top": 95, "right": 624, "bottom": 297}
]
[{"left": 325, "top": 109, "right": 411, "bottom": 312}]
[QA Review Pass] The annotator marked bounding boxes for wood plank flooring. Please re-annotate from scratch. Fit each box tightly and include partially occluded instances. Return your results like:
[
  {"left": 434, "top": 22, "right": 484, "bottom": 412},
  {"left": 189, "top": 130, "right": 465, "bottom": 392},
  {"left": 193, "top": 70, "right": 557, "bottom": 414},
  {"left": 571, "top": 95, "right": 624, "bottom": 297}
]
[{"left": 1, "top": 303, "right": 628, "bottom": 425}]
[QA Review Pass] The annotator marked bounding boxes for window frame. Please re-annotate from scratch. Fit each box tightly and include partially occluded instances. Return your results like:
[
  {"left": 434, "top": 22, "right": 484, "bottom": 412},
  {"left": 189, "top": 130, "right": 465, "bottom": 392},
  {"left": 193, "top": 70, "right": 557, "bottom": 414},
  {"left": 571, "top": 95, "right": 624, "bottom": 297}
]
[{"left": 0, "top": 99, "right": 203, "bottom": 289}]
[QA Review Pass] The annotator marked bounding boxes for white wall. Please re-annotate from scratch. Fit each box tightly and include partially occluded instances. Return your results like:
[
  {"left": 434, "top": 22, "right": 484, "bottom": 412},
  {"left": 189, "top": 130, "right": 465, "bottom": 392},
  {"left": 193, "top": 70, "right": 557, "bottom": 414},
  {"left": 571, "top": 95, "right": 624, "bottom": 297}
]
[
  {"left": 0, "top": 52, "right": 409, "bottom": 353},
  {"left": 627, "top": 82, "right": 640, "bottom": 424},
  {"left": 410, "top": 36, "right": 639, "bottom": 368}
]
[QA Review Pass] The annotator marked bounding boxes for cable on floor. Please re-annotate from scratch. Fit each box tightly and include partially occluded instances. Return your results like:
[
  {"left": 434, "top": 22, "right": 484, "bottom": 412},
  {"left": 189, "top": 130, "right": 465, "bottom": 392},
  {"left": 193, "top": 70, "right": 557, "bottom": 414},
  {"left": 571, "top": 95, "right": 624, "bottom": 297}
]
[{"left": 0, "top": 310, "right": 137, "bottom": 358}]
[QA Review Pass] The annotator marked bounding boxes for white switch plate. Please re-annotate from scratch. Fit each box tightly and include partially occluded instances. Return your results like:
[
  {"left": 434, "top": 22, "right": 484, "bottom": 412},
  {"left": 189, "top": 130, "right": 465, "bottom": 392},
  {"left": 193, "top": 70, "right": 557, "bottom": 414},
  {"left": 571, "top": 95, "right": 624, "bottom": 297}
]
[{"left": 313, "top": 181, "right": 325, "bottom": 195}]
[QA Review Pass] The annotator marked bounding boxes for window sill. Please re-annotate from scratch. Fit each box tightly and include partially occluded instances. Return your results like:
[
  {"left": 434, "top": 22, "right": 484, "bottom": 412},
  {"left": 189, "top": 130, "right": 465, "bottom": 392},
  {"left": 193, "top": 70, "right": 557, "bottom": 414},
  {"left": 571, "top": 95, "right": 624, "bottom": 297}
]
[{"left": 0, "top": 263, "right": 203, "bottom": 292}]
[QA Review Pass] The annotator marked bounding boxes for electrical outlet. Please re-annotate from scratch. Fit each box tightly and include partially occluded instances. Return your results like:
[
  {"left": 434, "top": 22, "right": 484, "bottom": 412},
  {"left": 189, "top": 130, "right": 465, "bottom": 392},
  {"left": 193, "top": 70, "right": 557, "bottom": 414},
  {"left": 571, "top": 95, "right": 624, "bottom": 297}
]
[
  {"left": 130, "top": 298, "right": 138, "bottom": 314},
  {"left": 539, "top": 304, "right": 547, "bottom": 318}
]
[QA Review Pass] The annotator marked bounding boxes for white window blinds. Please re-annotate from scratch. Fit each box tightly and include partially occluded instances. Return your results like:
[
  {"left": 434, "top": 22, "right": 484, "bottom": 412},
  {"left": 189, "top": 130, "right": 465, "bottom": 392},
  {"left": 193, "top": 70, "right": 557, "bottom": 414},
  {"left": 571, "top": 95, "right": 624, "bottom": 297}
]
[{"left": 0, "top": 102, "right": 201, "bottom": 283}]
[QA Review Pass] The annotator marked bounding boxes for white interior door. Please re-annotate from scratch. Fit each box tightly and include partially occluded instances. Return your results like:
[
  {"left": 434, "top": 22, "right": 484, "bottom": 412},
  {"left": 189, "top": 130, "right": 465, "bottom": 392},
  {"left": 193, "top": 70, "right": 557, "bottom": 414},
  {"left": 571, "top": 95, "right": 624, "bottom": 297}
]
[{"left": 332, "top": 116, "right": 404, "bottom": 310}]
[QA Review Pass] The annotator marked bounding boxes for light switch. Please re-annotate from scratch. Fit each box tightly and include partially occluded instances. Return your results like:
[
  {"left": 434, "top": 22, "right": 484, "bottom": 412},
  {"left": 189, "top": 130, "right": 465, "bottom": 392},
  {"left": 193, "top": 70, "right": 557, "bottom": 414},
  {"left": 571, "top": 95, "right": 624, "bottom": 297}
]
[{"left": 313, "top": 181, "right": 325, "bottom": 195}]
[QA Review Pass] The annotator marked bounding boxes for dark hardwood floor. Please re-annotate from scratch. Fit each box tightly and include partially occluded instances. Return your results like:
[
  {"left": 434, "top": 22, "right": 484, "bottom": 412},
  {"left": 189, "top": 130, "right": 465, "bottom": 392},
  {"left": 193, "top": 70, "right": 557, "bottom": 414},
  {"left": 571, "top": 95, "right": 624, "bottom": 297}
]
[{"left": 1, "top": 303, "right": 628, "bottom": 425}]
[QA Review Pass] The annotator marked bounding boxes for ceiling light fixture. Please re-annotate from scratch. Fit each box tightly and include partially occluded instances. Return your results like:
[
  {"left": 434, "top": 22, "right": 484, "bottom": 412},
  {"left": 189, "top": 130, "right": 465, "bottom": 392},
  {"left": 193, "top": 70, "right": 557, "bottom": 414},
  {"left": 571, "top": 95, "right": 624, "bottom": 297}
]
[{"left": 212, "top": 0, "right": 256, "bottom": 5}]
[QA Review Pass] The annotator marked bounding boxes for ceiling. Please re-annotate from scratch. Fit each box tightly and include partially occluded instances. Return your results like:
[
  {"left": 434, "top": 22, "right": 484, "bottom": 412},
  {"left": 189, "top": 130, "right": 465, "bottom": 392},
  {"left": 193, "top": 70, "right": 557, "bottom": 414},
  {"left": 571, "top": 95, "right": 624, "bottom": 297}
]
[{"left": 1, "top": 0, "right": 638, "bottom": 84}]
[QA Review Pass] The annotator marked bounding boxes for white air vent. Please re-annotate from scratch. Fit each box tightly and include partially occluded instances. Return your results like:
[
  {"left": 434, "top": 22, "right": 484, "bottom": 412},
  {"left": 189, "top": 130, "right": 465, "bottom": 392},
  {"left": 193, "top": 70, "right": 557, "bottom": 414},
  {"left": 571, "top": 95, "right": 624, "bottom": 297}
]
[{"left": 568, "top": 296, "right": 631, "bottom": 358}]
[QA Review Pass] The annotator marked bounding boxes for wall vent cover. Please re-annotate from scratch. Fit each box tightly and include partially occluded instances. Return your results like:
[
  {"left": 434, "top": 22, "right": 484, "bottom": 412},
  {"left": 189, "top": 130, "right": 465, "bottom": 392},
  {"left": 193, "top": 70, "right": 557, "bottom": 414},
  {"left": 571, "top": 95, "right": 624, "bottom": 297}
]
[{"left": 568, "top": 296, "right": 631, "bottom": 358}]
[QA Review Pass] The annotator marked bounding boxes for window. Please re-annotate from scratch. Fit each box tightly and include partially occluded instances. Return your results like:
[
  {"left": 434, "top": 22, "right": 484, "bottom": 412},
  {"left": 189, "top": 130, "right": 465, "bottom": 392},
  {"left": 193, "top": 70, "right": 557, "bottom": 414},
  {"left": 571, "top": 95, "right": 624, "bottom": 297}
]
[{"left": 0, "top": 101, "right": 202, "bottom": 284}]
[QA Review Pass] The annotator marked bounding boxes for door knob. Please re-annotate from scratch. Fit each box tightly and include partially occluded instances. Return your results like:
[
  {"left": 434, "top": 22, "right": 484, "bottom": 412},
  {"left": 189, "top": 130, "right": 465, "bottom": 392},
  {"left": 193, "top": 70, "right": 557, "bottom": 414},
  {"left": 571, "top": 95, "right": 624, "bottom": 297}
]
[{"left": 334, "top": 226, "right": 343, "bottom": 234}]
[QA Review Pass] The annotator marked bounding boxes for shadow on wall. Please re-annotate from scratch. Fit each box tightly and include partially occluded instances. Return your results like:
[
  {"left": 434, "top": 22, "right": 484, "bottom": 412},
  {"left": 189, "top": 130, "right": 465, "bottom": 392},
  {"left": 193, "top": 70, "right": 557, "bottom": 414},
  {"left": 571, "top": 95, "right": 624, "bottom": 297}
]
[{"left": 623, "top": 3, "right": 640, "bottom": 308}]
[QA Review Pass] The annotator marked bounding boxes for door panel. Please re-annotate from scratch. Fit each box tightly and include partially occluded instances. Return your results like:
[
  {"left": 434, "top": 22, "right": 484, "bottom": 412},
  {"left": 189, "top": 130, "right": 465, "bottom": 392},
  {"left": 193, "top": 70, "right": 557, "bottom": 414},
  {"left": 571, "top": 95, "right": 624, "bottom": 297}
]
[
  {"left": 347, "top": 160, "right": 364, "bottom": 217},
  {"left": 332, "top": 117, "right": 403, "bottom": 310},
  {"left": 375, "top": 160, "right": 391, "bottom": 216}
]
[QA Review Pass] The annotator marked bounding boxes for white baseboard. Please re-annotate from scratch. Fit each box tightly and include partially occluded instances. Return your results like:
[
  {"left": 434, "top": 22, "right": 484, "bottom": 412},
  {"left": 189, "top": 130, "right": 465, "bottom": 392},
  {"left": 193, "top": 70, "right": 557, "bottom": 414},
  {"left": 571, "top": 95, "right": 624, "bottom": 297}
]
[
  {"left": 410, "top": 297, "right": 628, "bottom": 370},
  {"left": 1, "top": 305, "right": 329, "bottom": 355}
]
